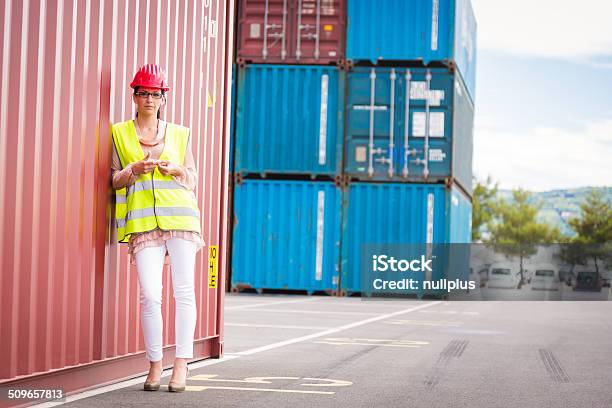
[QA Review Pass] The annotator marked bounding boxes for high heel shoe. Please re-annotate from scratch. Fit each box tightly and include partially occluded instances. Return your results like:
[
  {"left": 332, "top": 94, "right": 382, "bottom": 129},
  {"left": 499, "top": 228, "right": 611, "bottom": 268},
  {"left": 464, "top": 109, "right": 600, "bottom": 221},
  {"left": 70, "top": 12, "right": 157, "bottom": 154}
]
[
  {"left": 168, "top": 365, "right": 189, "bottom": 393},
  {"left": 143, "top": 380, "right": 160, "bottom": 391},
  {"left": 143, "top": 363, "right": 162, "bottom": 391}
]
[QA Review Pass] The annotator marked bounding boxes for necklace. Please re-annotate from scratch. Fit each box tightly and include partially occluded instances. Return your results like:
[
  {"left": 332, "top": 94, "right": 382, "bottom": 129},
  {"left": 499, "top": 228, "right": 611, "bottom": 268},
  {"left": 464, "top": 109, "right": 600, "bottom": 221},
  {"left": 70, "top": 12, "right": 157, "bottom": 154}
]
[{"left": 135, "top": 118, "right": 162, "bottom": 146}]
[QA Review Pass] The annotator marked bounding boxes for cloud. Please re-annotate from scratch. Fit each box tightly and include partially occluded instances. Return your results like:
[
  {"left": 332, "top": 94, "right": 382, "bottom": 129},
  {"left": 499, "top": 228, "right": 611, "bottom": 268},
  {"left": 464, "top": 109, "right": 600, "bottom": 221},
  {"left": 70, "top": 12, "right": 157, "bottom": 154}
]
[
  {"left": 471, "top": 0, "right": 612, "bottom": 60},
  {"left": 473, "top": 118, "right": 612, "bottom": 191}
]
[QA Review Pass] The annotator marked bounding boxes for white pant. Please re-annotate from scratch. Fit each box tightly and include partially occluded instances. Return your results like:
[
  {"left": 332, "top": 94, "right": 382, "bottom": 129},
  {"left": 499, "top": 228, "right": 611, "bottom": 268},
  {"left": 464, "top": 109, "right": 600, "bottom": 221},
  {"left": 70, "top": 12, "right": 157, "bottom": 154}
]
[{"left": 134, "top": 237, "right": 197, "bottom": 362}]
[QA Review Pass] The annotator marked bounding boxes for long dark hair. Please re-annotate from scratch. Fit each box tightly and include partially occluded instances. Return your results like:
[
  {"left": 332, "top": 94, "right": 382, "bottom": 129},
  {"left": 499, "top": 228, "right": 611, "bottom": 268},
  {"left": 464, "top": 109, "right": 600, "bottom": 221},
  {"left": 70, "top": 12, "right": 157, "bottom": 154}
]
[{"left": 134, "top": 86, "right": 166, "bottom": 119}]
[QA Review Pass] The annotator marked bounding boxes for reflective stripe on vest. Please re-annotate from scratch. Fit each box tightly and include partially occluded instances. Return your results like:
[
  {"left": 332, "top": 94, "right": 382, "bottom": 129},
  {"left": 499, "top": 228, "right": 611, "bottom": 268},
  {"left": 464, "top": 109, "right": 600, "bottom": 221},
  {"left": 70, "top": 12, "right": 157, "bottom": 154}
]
[
  {"left": 112, "top": 120, "right": 201, "bottom": 243},
  {"left": 126, "top": 179, "right": 195, "bottom": 195},
  {"left": 116, "top": 206, "right": 201, "bottom": 228}
]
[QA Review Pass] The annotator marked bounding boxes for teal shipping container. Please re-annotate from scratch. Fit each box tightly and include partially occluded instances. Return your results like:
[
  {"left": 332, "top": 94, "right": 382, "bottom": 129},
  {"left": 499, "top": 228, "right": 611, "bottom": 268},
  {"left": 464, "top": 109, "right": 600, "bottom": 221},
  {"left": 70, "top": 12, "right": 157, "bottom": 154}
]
[
  {"left": 231, "top": 180, "right": 342, "bottom": 294},
  {"left": 345, "top": 67, "right": 474, "bottom": 195},
  {"left": 340, "top": 182, "right": 472, "bottom": 295},
  {"left": 234, "top": 64, "right": 345, "bottom": 176},
  {"left": 346, "top": 0, "right": 477, "bottom": 103}
]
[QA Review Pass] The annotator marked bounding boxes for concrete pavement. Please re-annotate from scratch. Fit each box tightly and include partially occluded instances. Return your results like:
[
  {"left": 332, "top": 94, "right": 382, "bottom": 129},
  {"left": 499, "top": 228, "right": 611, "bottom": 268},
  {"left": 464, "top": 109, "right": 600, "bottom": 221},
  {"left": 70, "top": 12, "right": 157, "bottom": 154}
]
[{"left": 45, "top": 294, "right": 612, "bottom": 407}]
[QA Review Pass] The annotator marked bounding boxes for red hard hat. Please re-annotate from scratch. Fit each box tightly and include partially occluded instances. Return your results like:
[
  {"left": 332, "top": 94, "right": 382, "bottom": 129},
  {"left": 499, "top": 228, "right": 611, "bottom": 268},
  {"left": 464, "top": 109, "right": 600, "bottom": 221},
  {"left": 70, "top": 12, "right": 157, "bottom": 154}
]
[{"left": 130, "top": 64, "right": 170, "bottom": 91}]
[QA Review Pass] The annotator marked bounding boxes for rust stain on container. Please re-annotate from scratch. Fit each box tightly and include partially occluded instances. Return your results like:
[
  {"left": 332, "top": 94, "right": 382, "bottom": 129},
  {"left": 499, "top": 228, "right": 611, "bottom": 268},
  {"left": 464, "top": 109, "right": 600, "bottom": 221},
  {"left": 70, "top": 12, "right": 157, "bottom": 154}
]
[
  {"left": 0, "top": 0, "right": 234, "bottom": 397},
  {"left": 236, "top": 0, "right": 346, "bottom": 65}
]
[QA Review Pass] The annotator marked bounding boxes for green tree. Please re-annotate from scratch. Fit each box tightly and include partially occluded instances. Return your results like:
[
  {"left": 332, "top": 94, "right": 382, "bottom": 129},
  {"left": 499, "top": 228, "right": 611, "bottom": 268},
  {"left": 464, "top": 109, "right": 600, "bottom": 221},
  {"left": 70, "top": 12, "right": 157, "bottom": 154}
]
[
  {"left": 486, "top": 189, "right": 561, "bottom": 288},
  {"left": 568, "top": 190, "right": 612, "bottom": 273},
  {"left": 472, "top": 176, "right": 498, "bottom": 242}
]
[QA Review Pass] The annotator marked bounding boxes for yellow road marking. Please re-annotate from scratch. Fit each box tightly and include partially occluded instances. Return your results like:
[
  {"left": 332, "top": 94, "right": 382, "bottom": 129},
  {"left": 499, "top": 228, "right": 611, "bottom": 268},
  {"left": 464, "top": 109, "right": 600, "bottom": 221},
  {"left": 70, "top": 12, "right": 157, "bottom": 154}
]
[
  {"left": 190, "top": 375, "right": 352, "bottom": 388},
  {"left": 243, "top": 376, "right": 300, "bottom": 383},
  {"left": 191, "top": 374, "right": 300, "bottom": 384},
  {"left": 186, "top": 385, "right": 335, "bottom": 395}
]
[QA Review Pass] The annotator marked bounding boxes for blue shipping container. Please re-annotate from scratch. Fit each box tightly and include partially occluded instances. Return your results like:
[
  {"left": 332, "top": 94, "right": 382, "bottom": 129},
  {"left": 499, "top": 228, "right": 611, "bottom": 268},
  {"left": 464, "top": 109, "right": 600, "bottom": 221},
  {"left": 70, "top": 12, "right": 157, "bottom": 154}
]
[
  {"left": 340, "top": 182, "right": 472, "bottom": 294},
  {"left": 345, "top": 67, "right": 473, "bottom": 195},
  {"left": 231, "top": 180, "right": 342, "bottom": 293},
  {"left": 229, "top": 64, "right": 237, "bottom": 171},
  {"left": 234, "top": 64, "right": 345, "bottom": 176},
  {"left": 346, "top": 0, "right": 477, "bottom": 103}
]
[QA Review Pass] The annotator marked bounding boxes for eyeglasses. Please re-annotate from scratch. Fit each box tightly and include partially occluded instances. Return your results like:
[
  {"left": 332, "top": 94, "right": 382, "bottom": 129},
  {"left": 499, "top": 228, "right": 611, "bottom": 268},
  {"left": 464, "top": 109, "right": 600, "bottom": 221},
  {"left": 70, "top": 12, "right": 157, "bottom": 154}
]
[{"left": 134, "top": 91, "right": 163, "bottom": 99}]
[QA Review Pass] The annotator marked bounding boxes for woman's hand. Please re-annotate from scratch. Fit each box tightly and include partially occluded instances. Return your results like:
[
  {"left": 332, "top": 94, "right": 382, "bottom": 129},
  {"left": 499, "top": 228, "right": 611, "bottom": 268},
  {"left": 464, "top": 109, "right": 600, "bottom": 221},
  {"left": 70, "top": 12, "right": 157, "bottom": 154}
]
[
  {"left": 131, "top": 151, "right": 159, "bottom": 175},
  {"left": 157, "top": 160, "right": 185, "bottom": 178}
]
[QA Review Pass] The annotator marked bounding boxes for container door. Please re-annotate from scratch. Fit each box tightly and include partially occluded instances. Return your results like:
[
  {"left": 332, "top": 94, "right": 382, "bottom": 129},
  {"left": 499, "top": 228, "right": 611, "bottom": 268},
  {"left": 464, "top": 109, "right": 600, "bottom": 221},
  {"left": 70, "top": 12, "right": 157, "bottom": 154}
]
[
  {"left": 292, "top": 0, "right": 345, "bottom": 62},
  {"left": 238, "top": 0, "right": 291, "bottom": 62},
  {"left": 399, "top": 68, "right": 453, "bottom": 180},
  {"left": 345, "top": 68, "right": 402, "bottom": 179}
]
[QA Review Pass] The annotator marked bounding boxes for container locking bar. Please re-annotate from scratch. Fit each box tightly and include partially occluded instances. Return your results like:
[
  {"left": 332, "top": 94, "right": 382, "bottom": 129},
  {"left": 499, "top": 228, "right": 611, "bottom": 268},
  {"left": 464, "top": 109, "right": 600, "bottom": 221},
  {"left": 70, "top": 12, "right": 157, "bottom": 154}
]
[
  {"left": 368, "top": 68, "right": 376, "bottom": 177},
  {"left": 296, "top": 0, "right": 322, "bottom": 59},
  {"left": 388, "top": 69, "right": 396, "bottom": 178},
  {"left": 411, "top": 69, "right": 432, "bottom": 178},
  {"left": 262, "top": 0, "right": 288, "bottom": 59},
  {"left": 402, "top": 69, "right": 418, "bottom": 177}
]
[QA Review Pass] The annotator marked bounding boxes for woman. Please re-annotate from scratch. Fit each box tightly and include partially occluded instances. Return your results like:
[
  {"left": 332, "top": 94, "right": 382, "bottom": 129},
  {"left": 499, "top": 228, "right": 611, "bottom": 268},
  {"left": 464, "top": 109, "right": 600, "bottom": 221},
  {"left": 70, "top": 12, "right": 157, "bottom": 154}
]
[{"left": 111, "top": 63, "right": 204, "bottom": 392}]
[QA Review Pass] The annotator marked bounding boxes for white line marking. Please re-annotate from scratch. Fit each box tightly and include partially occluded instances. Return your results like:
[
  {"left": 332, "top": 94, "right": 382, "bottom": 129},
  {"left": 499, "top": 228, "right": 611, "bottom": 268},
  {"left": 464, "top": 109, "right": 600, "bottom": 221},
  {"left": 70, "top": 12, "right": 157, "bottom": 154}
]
[
  {"left": 241, "top": 308, "right": 380, "bottom": 316},
  {"left": 314, "top": 341, "right": 422, "bottom": 347},
  {"left": 226, "top": 323, "right": 333, "bottom": 330},
  {"left": 225, "top": 297, "right": 320, "bottom": 310},
  {"left": 383, "top": 319, "right": 462, "bottom": 326},
  {"left": 234, "top": 302, "right": 440, "bottom": 356}
]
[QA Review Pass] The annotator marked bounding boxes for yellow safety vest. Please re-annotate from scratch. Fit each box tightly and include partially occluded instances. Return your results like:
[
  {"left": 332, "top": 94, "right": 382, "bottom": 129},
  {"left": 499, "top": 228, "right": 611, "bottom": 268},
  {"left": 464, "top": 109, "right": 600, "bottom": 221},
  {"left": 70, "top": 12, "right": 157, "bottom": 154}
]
[{"left": 112, "top": 120, "right": 201, "bottom": 243}]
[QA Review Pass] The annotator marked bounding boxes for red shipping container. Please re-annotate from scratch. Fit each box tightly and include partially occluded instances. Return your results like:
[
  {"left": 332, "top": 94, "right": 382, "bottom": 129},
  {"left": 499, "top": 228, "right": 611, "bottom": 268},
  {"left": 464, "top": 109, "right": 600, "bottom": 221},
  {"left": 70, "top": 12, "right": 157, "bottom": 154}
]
[
  {"left": 0, "top": 0, "right": 234, "bottom": 403},
  {"left": 236, "top": 0, "right": 346, "bottom": 65}
]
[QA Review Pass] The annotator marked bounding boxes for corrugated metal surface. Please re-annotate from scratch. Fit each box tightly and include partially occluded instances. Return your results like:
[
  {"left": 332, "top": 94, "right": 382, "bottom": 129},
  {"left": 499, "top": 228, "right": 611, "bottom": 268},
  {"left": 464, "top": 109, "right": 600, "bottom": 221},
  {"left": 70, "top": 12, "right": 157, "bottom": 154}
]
[
  {"left": 344, "top": 67, "right": 473, "bottom": 194},
  {"left": 234, "top": 64, "right": 344, "bottom": 175},
  {"left": 232, "top": 180, "right": 341, "bottom": 293},
  {"left": 340, "top": 182, "right": 472, "bottom": 294},
  {"left": 237, "top": 0, "right": 346, "bottom": 64},
  {"left": 346, "top": 0, "right": 477, "bottom": 102},
  {"left": 450, "top": 73, "right": 473, "bottom": 194},
  {"left": 0, "top": 0, "right": 234, "bottom": 394},
  {"left": 448, "top": 185, "right": 472, "bottom": 243},
  {"left": 229, "top": 64, "right": 237, "bottom": 172}
]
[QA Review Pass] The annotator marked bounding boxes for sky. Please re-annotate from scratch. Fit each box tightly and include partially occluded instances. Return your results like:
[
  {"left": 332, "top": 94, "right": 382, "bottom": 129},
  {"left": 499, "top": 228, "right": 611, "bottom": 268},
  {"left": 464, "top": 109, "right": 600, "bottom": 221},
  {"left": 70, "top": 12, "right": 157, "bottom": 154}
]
[{"left": 470, "top": 0, "right": 612, "bottom": 191}]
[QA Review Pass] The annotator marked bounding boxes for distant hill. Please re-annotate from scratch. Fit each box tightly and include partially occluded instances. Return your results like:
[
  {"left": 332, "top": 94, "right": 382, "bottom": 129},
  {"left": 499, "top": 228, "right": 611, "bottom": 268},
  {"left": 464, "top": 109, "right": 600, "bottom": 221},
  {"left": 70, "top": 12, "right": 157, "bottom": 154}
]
[{"left": 493, "top": 187, "right": 612, "bottom": 237}]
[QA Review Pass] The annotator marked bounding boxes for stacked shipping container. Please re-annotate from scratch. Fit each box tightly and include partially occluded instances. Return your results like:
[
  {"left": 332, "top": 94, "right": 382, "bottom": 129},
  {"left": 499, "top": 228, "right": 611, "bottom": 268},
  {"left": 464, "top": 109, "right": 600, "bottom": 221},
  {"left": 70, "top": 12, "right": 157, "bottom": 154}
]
[
  {"left": 231, "top": 0, "right": 346, "bottom": 294},
  {"left": 230, "top": 0, "right": 476, "bottom": 295}
]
